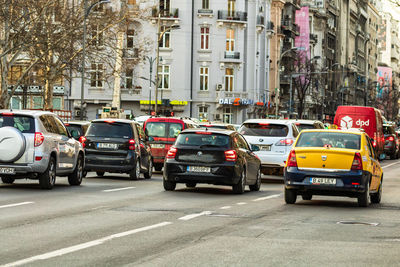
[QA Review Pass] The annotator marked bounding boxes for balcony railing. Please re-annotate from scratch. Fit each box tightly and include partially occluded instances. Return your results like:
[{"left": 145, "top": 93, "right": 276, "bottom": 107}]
[
  {"left": 224, "top": 51, "right": 240, "bottom": 59},
  {"left": 217, "top": 90, "right": 248, "bottom": 99},
  {"left": 310, "top": 33, "right": 318, "bottom": 43},
  {"left": 197, "top": 9, "right": 213, "bottom": 15},
  {"left": 257, "top": 15, "right": 264, "bottom": 25},
  {"left": 152, "top": 8, "right": 179, "bottom": 18},
  {"left": 217, "top": 10, "right": 247, "bottom": 22},
  {"left": 281, "top": 20, "right": 300, "bottom": 35},
  {"left": 266, "top": 21, "right": 274, "bottom": 31}
]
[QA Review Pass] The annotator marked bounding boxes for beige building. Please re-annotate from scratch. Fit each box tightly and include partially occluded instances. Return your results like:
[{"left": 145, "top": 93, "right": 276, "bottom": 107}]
[{"left": 367, "top": 1, "right": 380, "bottom": 105}]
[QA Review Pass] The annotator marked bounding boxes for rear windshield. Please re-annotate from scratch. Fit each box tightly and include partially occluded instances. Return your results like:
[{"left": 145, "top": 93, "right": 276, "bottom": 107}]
[
  {"left": 0, "top": 114, "right": 35, "bottom": 133},
  {"left": 145, "top": 122, "right": 183, "bottom": 138},
  {"left": 176, "top": 133, "right": 230, "bottom": 147},
  {"left": 296, "top": 132, "right": 361, "bottom": 149},
  {"left": 296, "top": 124, "right": 316, "bottom": 132},
  {"left": 66, "top": 125, "right": 83, "bottom": 139},
  {"left": 239, "top": 123, "right": 289, "bottom": 137},
  {"left": 86, "top": 122, "right": 132, "bottom": 138}
]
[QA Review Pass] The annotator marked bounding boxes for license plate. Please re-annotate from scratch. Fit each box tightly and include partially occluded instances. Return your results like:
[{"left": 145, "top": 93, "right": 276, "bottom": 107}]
[
  {"left": 187, "top": 166, "right": 211, "bottom": 173},
  {"left": 0, "top": 168, "right": 15, "bottom": 174},
  {"left": 259, "top": 145, "right": 271, "bottom": 151},
  {"left": 151, "top": 144, "right": 165, "bottom": 149},
  {"left": 310, "top": 177, "right": 336, "bottom": 185},
  {"left": 97, "top": 143, "right": 118, "bottom": 149}
]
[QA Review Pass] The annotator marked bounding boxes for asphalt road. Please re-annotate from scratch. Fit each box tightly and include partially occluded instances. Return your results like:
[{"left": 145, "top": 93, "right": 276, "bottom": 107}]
[{"left": 1, "top": 160, "right": 400, "bottom": 266}]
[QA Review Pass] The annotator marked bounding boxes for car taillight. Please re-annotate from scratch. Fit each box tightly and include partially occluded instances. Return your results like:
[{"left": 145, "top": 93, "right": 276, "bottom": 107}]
[
  {"left": 1, "top": 112, "right": 13, "bottom": 116},
  {"left": 166, "top": 146, "right": 177, "bottom": 159},
  {"left": 224, "top": 150, "right": 237, "bottom": 162},
  {"left": 387, "top": 136, "right": 394, "bottom": 142},
  {"left": 34, "top": 132, "right": 44, "bottom": 147},
  {"left": 195, "top": 132, "right": 212, "bottom": 135},
  {"left": 129, "top": 139, "right": 136, "bottom": 150},
  {"left": 287, "top": 150, "right": 297, "bottom": 167},
  {"left": 372, "top": 140, "right": 377, "bottom": 147},
  {"left": 351, "top": 152, "right": 363, "bottom": 171},
  {"left": 79, "top": 136, "right": 87, "bottom": 148},
  {"left": 276, "top": 138, "right": 294, "bottom": 146}
]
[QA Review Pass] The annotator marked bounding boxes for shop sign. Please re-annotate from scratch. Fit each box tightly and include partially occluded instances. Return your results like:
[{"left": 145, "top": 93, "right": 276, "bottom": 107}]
[
  {"left": 218, "top": 98, "right": 254, "bottom": 106},
  {"left": 140, "top": 100, "right": 188, "bottom": 106}
]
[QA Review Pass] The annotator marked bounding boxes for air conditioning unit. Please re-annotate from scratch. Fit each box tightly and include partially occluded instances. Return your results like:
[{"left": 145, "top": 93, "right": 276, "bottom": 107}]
[{"left": 216, "top": 83, "right": 224, "bottom": 91}]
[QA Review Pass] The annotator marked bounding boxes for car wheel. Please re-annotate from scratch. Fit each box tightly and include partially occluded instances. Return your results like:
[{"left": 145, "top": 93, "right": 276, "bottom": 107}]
[
  {"left": 371, "top": 179, "right": 382, "bottom": 204},
  {"left": 249, "top": 168, "right": 261, "bottom": 192},
  {"left": 154, "top": 165, "right": 162, "bottom": 172},
  {"left": 186, "top": 182, "right": 197, "bottom": 188},
  {"left": 129, "top": 159, "right": 140, "bottom": 180},
  {"left": 232, "top": 168, "right": 246, "bottom": 194},
  {"left": 82, "top": 171, "right": 88, "bottom": 178},
  {"left": 39, "top": 157, "right": 56, "bottom": 190},
  {"left": 302, "top": 194, "right": 312, "bottom": 201},
  {"left": 96, "top": 171, "right": 105, "bottom": 177},
  {"left": 68, "top": 154, "right": 83, "bottom": 186},
  {"left": 163, "top": 177, "right": 176, "bottom": 191},
  {"left": 144, "top": 159, "right": 153, "bottom": 179},
  {"left": 358, "top": 181, "right": 370, "bottom": 207},
  {"left": 284, "top": 187, "right": 297, "bottom": 204},
  {"left": 1, "top": 177, "right": 15, "bottom": 184}
]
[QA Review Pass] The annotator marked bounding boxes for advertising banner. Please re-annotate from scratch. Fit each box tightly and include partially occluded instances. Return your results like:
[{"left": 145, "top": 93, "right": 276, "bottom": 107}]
[
  {"left": 377, "top": 66, "right": 392, "bottom": 98},
  {"left": 295, "top": 6, "right": 310, "bottom": 59}
]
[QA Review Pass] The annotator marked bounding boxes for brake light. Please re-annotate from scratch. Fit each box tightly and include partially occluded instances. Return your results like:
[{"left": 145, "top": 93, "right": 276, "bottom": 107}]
[
  {"left": 105, "top": 120, "right": 115, "bottom": 123},
  {"left": 195, "top": 132, "right": 212, "bottom": 135},
  {"left": 372, "top": 140, "right": 377, "bottom": 147},
  {"left": 387, "top": 136, "right": 394, "bottom": 142},
  {"left": 224, "top": 150, "right": 237, "bottom": 162},
  {"left": 351, "top": 152, "right": 363, "bottom": 171},
  {"left": 64, "top": 123, "right": 70, "bottom": 126},
  {"left": 258, "top": 123, "right": 269, "bottom": 126},
  {"left": 129, "top": 139, "right": 136, "bottom": 150},
  {"left": 79, "top": 136, "right": 87, "bottom": 148},
  {"left": 166, "top": 146, "right": 177, "bottom": 159},
  {"left": 34, "top": 132, "right": 44, "bottom": 147},
  {"left": 1, "top": 112, "right": 14, "bottom": 116},
  {"left": 287, "top": 150, "right": 297, "bottom": 167},
  {"left": 35, "top": 156, "right": 43, "bottom": 161},
  {"left": 276, "top": 138, "right": 294, "bottom": 146}
]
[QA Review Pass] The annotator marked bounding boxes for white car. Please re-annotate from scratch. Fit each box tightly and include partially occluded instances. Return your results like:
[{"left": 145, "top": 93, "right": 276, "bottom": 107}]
[
  {"left": 239, "top": 119, "right": 300, "bottom": 175},
  {"left": 289, "top": 119, "right": 324, "bottom": 132}
]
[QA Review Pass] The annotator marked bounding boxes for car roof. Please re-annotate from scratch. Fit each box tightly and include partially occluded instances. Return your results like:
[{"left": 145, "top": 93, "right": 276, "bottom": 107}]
[
  {"left": 299, "top": 129, "right": 365, "bottom": 135},
  {"left": 0, "top": 109, "right": 55, "bottom": 117},
  {"left": 242, "top": 119, "right": 294, "bottom": 125},
  {"left": 181, "top": 128, "right": 235, "bottom": 135},
  {"left": 146, "top": 116, "right": 197, "bottom": 124},
  {"left": 289, "top": 119, "right": 322, "bottom": 125},
  {"left": 91, "top": 118, "right": 133, "bottom": 124},
  {"left": 65, "top": 121, "right": 91, "bottom": 125}
]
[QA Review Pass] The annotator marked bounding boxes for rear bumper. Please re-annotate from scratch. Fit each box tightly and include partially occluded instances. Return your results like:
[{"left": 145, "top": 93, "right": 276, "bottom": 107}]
[
  {"left": 255, "top": 152, "right": 288, "bottom": 168},
  {"left": 284, "top": 167, "right": 369, "bottom": 197},
  {"left": 84, "top": 151, "right": 137, "bottom": 173},
  {"left": 0, "top": 157, "right": 49, "bottom": 177},
  {"left": 164, "top": 160, "right": 240, "bottom": 185}
]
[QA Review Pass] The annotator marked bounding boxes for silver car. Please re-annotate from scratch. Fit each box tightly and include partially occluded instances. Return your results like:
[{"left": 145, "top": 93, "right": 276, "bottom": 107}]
[{"left": 0, "top": 110, "right": 84, "bottom": 189}]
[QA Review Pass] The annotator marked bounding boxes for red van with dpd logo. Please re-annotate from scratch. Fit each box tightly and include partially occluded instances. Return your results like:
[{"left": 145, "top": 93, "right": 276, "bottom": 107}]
[{"left": 334, "top": 106, "right": 384, "bottom": 158}]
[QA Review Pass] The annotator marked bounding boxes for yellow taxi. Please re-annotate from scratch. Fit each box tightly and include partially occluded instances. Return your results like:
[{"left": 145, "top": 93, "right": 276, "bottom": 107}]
[{"left": 284, "top": 129, "right": 383, "bottom": 207}]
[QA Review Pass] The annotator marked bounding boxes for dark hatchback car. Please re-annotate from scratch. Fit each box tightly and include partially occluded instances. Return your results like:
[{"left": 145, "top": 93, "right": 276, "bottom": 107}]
[
  {"left": 198, "top": 122, "right": 236, "bottom": 131},
  {"left": 65, "top": 121, "right": 90, "bottom": 141},
  {"left": 81, "top": 119, "right": 152, "bottom": 180},
  {"left": 383, "top": 124, "right": 399, "bottom": 159},
  {"left": 163, "top": 128, "right": 262, "bottom": 194}
]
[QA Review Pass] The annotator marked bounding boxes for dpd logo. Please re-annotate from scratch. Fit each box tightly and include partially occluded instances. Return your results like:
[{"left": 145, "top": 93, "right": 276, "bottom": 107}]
[
  {"left": 355, "top": 119, "right": 370, "bottom": 127},
  {"left": 340, "top": 116, "right": 353, "bottom": 129}
]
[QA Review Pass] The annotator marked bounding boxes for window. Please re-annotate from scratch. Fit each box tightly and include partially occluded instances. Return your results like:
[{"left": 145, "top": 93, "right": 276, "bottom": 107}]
[
  {"left": 239, "top": 123, "right": 289, "bottom": 137},
  {"left": 226, "top": 29, "right": 235, "bottom": 51},
  {"left": 199, "top": 106, "right": 208, "bottom": 120},
  {"left": 202, "top": 0, "right": 209, "bottom": 9},
  {"left": 159, "top": 26, "right": 170, "bottom": 48},
  {"left": 53, "top": 97, "right": 62, "bottom": 110},
  {"left": 33, "top": 96, "right": 43, "bottom": 109},
  {"left": 228, "top": 0, "right": 235, "bottom": 17},
  {"left": 200, "top": 27, "right": 210, "bottom": 50},
  {"left": 124, "top": 68, "right": 134, "bottom": 89},
  {"left": 157, "top": 65, "right": 170, "bottom": 90},
  {"left": 10, "top": 96, "right": 22, "bottom": 110},
  {"left": 90, "top": 63, "right": 103, "bottom": 88},
  {"left": 160, "top": 0, "right": 170, "bottom": 14},
  {"left": 90, "top": 24, "right": 104, "bottom": 47},
  {"left": 52, "top": 116, "right": 69, "bottom": 136},
  {"left": 223, "top": 107, "right": 232, "bottom": 124},
  {"left": 199, "top": 67, "right": 209, "bottom": 91},
  {"left": 128, "top": 0, "right": 136, "bottom": 4},
  {"left": 224, "top": 68, "right": 234, "bottom": 91},
  {"left": 127, "top": 29, "right": 135, "bottom": 48}
]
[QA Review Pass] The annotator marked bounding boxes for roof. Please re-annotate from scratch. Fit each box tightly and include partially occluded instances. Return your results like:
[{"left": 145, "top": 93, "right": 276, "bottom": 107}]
[
  {"left": 0, "top": 109, "right": 54, "bottom": 117},
  {"left": 145, "top": 117, "right": 198, "bottom": 123},
  {"left": 65, "top": 121, "right": 91, "bottom": 125},
  {"left": 289, "top": 119, "right": 322, "bottom": 125},
  {"left": 181, "top": 128, "right": 236, "bottom": 135},
  {"left": 91, "top": 118, "right": 133, "bottom": 124},
  {"left": 299, "top": 129, "right": 365, "bottom": 135},
  {"left": 242, "top": 119, "right": 294, "bottom": 125}
]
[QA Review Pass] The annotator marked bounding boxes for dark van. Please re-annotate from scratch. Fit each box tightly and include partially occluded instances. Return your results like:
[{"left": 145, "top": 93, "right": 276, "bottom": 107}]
[
  {"left": 334, "top": 106, "right": 384, "bottom": 158},
  {"left": 143, "top": 117, "right": 198, "bottom": 171}
]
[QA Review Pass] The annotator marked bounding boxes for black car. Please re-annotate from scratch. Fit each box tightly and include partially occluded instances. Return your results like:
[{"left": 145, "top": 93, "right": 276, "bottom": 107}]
[
  {"left": 81, "top": 119, "right": 152, "bottom": 179},
  {"left": 383, "top": 124, "right": 399, "bottom": 159},
  {"left": 198, "top": 122, "right": 236, "bottom": 131},
  {"left": 163, "top": 128, "right": 261, "bottom": 194},
  {"left": 65, "top": 121, "right": 90, "bottom": 141}
]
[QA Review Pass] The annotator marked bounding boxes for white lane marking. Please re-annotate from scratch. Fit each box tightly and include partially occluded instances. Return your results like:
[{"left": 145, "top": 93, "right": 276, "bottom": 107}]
[
  {"left": 220, "top": 206, "right": 231, "bottom": 210},
  {"left": 0, "top": 202, "right": 34, "bottom": 209},
  {"left": 178, "top": 211, "right": 212, "bottom": 221},
  {"left": 382, "top": 162, "right": 400, "bottom": 169},
  {"left": 252, "top": 194, "right": 281, "bottom": 202},
  {"left": 236, "top": 202, "right": 247, "bottom": 205},
  {"left": 102, "top": 187, "right": 136, "bottom": 192},
  {"left": 2, "top": 222, "right": 172, "bottom": 267}
]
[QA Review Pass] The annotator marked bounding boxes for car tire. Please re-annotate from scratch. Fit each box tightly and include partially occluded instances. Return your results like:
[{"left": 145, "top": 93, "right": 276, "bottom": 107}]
[
  {"left": 68, "top": 154, "right": 83, "bottom": 186},
  {"left": 154, "top": 165, "right": 162, "bottom": 172},
  {"left": 82, "top": 171, "right": 88, "bottom": 178},
  {"left": 129, "top": 159, "right": 140, "bottom": 180},
  {"left": 186, "top": 182, "right": 196, "bottom": 188},
  {"left": 302, "top": 194, "right": 312, "bottom": 201},
  {"left": 232, "top": 168, "right": 246, "bottom": 194},
  {"left": 163, "top": 177, "right": 176, "bottom": 191},
  {"left": 284, "top": 187, "right": 297, "bottom": 204},
  {"left": 358, "top": 181, "right": 370, "bottom": 207},
  {"left": 96, "top": 171, "right": 105, "bottom": 177},
  {"left": 1, "top": 177, "right": 15, "bottom": 184},
  {"left": 39, "top": 156, "right": 56, "bottom": 190},
  {"left": 144, "top": 159, "right": 152, "bottom": 179},
  {"left": 249, "top": 168, "right": 261, "bottom": 192},
  {"left": 371, "top": 178, "right": 382, "bottom": 204}
]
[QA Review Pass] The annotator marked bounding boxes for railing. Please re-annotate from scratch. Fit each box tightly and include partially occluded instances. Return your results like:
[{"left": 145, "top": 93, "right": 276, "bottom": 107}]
[
  {"left": 281, "top": 20, "right": 300, "bottom": 34},
  {"left": 152, "top": 8, "right": 179, "bottom": 18},
  {"left": 310, "top": 33, "right": 318, "bottom": 42},
  {"left": 217, "top": 10, "right": 247, "bottom": 22},
  {"left": 224, "top": 51, "right": 240, "bottom": 59},
  {"left": 197, "top": 9, "right": 213, "bottom": 15},
  {"left": 257, "top": 15, "right": 264, "bottom": 25},
  {"left": 266, "top": 21, "right": 274, "bottom": 31},
  {"left": 217, "top": 90, "right": 248, "bottom": 99}
]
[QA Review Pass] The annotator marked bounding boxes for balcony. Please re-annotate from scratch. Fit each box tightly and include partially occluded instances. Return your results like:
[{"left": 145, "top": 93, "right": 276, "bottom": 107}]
[
  {"left": 285, "top": 0, "right": 301, "bottom": 9},
  {"left": 197, "top": 9, "right": 213, "bottom": 17},
  {"left": 221, "top": 51, "right": 241, "bottom": 63},
  {"left": 281, "top": 19, "right": 300, "bottom": 36},
  {"left": 266, "top": 21, "right": 274, "bottom": 32},
  {"left": 257, "top": 15, "right": 264, "bottom": 26},
  {"left": 151, "top": 8, "right": 180, "bottom": 23},
  {"left": 217, "top": 10, "right": 247, "bottom": 25},
  {"left": 123, "top": 48, "right": 139, "bottom": 59},
  {"left": 216, "top": 90, "right": 249, "bottom": 100},
  {"left": 310, "top": 33, "right": 318, "bottom": 44}
]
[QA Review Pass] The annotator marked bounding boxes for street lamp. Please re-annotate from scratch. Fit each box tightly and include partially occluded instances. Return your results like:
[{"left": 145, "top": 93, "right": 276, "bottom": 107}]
[
  {"left": 276, "top": 46, "right": 297, "bottom": 118},
  {"left": 154, "top": 16, "right": 180, "bottom": 115},
  {"left": 141, "top": 56, "right": 156, "bottom": 115},
  {"left": 80, "top": 0, "right": 110, "bottom": 120}
]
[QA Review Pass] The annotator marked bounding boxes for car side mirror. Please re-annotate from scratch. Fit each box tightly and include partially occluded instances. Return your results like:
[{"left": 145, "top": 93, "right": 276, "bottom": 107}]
[{"left": 250, "top": 144, "right": 260, "bottom": 152}]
